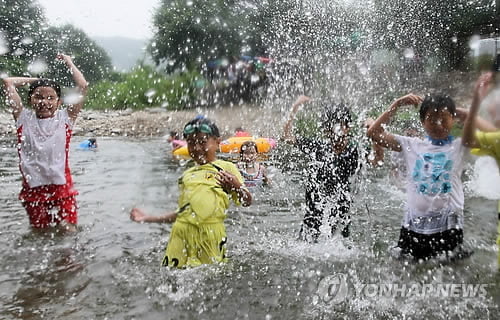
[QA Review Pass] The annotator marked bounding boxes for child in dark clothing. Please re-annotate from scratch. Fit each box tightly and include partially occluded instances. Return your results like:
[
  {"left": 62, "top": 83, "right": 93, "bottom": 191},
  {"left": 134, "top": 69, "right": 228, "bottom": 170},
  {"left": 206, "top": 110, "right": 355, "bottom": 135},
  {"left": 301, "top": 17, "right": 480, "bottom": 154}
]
[{"left": 283, "top": 95, "right": 359, "bottom": 242}]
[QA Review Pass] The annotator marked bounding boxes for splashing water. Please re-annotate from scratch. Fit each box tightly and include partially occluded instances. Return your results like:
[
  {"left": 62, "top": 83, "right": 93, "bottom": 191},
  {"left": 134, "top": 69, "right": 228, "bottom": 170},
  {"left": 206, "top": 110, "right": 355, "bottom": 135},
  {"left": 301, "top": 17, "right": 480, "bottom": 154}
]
[
  {"left": 468, "top": 35, "right": 481, "bottom": 51},
  {"left": 63, "top": 89, "right": 84, "bottom": 105},
  {"left": 27, "top": 59, "right": 48, "bottom": 74}
]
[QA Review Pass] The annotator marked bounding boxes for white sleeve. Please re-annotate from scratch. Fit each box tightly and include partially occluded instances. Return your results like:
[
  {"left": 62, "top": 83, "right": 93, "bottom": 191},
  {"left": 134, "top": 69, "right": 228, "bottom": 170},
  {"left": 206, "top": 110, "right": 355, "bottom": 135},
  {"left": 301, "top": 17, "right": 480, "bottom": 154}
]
[
  {"left": 454, "top": 137, "right": 473, "bottom": 163},
  {"left": 60, "top": 108, "right": 74, "bottom": 128},
  {"left": 394, "top": 134, "right": 410, "bottom": 155},
  {"left": 16, "top": 108, "right": 30, "bottom": 129}
]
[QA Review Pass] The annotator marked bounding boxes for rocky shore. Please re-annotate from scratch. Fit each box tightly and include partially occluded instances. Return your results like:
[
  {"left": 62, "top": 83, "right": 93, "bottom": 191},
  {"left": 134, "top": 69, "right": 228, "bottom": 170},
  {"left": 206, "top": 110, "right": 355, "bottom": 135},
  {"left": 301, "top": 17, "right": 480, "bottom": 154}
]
[
  {"left": 0, "top": 71, "right": 479, "bottom": 139},
  {"left": 0, "top": 104, "right": 283, "bottom": 139}
]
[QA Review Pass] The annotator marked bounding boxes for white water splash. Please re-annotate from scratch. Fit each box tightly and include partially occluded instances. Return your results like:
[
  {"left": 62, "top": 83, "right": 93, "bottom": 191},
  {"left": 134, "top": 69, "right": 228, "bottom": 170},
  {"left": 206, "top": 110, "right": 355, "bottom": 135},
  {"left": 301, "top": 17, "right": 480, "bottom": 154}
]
[
  {"left": 64, "top": 89, "right": 84, "bottom": 105},
  {"left": 27, "top": 59, "right": 48, "bottom": 74},
  {"left": 468, "top": 157, "right": 500, "bottom": 200}
]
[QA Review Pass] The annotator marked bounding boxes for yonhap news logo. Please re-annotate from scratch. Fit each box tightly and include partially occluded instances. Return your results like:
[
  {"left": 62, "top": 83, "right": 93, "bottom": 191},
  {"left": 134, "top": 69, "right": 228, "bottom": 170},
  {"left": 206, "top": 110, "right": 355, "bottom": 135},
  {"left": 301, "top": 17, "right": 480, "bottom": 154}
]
[
  {"left": 316, "top": 273, "right": 349, "bottom": 304},
  {"left": 316, "top": 273, "right": 490, "bottom": 303}
]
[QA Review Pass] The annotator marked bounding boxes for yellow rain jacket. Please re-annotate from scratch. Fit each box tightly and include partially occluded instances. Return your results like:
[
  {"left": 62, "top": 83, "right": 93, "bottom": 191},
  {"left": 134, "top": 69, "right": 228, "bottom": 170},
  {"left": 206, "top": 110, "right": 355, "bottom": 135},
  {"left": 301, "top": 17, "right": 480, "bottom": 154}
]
[{"left": 162, "top": 160, "right": 245, "bottom": 268}]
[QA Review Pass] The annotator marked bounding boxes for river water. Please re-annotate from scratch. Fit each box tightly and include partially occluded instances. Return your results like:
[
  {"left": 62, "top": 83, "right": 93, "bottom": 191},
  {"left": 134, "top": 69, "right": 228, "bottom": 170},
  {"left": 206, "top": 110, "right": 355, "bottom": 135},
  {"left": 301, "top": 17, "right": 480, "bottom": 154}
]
[{"left": 0, "top": 137, "right": 499, "bottom": 319}]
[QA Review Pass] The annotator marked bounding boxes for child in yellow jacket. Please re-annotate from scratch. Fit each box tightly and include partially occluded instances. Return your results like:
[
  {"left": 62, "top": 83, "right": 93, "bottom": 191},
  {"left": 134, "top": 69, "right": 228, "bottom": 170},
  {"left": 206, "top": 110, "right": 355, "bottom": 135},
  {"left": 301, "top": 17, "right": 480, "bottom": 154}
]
[{"left": 130, "top": 117, "right": 252, "bottom": 268}]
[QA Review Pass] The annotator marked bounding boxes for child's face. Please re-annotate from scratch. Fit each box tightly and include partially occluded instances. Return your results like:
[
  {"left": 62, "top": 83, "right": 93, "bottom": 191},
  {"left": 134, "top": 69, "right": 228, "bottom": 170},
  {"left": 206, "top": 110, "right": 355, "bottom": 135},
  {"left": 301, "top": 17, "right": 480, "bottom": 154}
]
[
  {"left": 186, "top": 132, "right": 220, "bottom": 164},
  {"left": 324, "top": 123, "right": 350, "bottom": 146},
  {"left": 241, "top": 146, "right": 258, "bottom": 162},
  {"left": 29, "top": 86, "right": 61, "bottom": 119},
  {"left": 421, "top": 108, "right": 454, "bottom": 139}
]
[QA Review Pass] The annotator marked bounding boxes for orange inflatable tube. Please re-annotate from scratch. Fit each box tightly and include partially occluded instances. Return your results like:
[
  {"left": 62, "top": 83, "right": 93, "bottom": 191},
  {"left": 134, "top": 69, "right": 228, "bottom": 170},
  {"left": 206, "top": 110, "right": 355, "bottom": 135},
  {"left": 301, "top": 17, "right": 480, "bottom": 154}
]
[
  {"left": 172, "top": 136, "right": 276, "bottom": 159},
  {"left": 219, "top": 137, "right": 274, "bottom": 153}
]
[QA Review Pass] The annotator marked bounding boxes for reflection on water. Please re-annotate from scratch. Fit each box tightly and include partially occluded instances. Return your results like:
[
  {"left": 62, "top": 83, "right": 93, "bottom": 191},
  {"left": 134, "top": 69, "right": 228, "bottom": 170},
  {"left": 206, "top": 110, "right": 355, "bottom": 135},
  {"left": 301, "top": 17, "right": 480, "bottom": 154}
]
[{"left": 0, "top": 137, "right": 499, "bottom": 319}]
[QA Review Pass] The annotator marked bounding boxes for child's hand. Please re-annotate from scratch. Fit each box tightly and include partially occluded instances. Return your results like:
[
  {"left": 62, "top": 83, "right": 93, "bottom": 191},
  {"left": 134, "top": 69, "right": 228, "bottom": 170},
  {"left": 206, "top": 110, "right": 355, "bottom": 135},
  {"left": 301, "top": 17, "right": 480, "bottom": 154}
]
[
  {"left": 56, "top": 53, "right": 72, "bottom": 63},
  {"left": 130, "top": 208, "right": 147, "bottom": 222},
  {"left": 216, "top": 171, "right": 242, "bottom": 193},
  {"left": 396, "top": 94, "right": 423, "bottom": 108},
  {"left": 474, "top": 72, "right": 493, "bottom": 101}
]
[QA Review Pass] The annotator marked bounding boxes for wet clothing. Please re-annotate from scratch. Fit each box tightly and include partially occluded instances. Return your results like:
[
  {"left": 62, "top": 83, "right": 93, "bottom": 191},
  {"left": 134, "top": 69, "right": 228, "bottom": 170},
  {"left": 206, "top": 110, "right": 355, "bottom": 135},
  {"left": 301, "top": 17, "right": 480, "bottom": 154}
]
[
  {"left": 394, "top": 135, "right": 468, "bottom": 258},
  {"left": 23, "top": 196, "right": 78, "bottom": 228},
  {"left": 237, "top": 162, "right": 266, "bottom": 189},
  {"left": 162, "top": 160, "right": 245, "bottom": 268},
  {"left": 16, "top": 108, "right": 79, "bottom": 227},
  {"left": 296, "top": 137, "right": 359, "bottom": 241},
  {"left": 397, "top": 227, "right": 463, "bottom": 260}
]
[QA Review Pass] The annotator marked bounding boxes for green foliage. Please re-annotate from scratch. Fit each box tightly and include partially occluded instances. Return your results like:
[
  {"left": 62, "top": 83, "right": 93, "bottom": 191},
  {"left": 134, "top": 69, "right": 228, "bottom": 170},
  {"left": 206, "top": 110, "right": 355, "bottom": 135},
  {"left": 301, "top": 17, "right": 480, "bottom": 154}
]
[
  {"left": 150, "top": 0, "right": 242, "bottom": 71},
  {"left": 372, "top": 0, "right": 496, "bottom": 71},
  {"left": 42, "top": 25, "right": 113, "bottom": 84},
  {"left": 294, "top": 114, "right": 321, "bottom": 138},
  {"left": 0, "top": 56, "right": 26, "bottom": 76},
  {"left": 0, "top": 1, "right": 112, "bottom": 84},
  {"left": 0, "top": 0, "right": 46, "bottom": 60},
  {"left": 86, "top": 66, "right": 200, "bottom": 110}
]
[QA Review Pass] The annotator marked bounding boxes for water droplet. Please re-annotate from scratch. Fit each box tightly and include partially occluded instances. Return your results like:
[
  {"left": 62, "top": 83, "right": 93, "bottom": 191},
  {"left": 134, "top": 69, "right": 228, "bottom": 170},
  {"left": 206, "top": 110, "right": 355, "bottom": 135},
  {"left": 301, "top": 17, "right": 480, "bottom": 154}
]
[
  {"left": 145, "top": 89, "right": 156, "bottom": 98},
  {"left": 21, "top": 37, "right": 34, "bottom": 45},
  {"left": 403, "top": 48, "right": 414, "bottom": 59},
  {"left": 64, "top": 89, "right": 83, "bottom": 105},
  {"left": 0, "top": 32, "right": 8, "bottom": 55},
  {"left": 27, "top": 59, "right": 48, "bottom": 74},
  {"left": 250, "top": 74, "right": 260, "bottom": 84},
  {"left": 468, "top": 34, "right": 480, "bottom": 51}
]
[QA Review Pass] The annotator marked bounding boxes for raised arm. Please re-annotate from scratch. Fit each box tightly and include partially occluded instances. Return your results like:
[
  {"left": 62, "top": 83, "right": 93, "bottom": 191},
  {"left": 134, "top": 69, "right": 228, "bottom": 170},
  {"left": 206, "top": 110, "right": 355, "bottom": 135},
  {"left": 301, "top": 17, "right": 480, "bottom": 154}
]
[
  {"left": 2, "top": 77, "right": 38, "bottom": 121},
  {"left": 282, "top": 95, "right": 311, "bottom": 143},
  {"left": 462, "top": 72, "right": 494, "bottom": 148},
  {"left": 364, "top": 118, "right": 385, "bottom": 166},
  {"left": 366, "top": 94, "right": 423, "bottom": 152},
  {"left": 57, "top": 54, "right": 88, "bottom": 122},
  {"left": 130, "top": 208, "right": 177, "bottom": 223}
]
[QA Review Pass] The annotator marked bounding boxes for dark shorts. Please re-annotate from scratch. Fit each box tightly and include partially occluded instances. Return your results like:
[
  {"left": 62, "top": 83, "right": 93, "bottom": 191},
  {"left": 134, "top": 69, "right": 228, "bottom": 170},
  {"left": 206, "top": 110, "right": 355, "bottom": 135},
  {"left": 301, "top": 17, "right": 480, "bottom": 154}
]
[
  {"left": 397, "top": 227, "right": 463, "bottom": 260},
  {"left": 23, "top": 196, "right": 78, "bottom": 228}
]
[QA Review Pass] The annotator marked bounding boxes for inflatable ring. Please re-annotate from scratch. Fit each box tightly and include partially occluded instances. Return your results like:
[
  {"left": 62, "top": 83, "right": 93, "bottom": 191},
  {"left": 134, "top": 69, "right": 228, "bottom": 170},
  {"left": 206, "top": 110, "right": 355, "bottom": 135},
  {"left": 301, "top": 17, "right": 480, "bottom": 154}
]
[
  {"left": 172, "top": 146, "right": 190, "bottom": 159},
  {"left": 219, "top": 136, "right": 275, "bottom": 154},
  {"left": 172, "top": 137, "right": 276, "bottom": 159}
]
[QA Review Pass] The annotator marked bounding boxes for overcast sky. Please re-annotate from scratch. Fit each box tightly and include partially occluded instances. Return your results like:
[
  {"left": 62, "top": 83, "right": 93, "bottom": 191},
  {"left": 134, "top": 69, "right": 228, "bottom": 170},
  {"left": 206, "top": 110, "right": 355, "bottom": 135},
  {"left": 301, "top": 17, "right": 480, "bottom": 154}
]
[{"left": 37, "top": 0, "right": 160, "bottom": 39}]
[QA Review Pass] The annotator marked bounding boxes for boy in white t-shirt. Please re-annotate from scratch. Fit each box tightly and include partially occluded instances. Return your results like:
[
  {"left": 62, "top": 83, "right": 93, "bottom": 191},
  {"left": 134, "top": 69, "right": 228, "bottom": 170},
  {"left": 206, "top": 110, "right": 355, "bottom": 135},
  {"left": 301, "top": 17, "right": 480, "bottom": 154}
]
[
  {"left": 367, "top": 93, "right": 476, "bottom": 260},
  {"left": 2, "top": 54, "right": 88, "bottom": 231}
]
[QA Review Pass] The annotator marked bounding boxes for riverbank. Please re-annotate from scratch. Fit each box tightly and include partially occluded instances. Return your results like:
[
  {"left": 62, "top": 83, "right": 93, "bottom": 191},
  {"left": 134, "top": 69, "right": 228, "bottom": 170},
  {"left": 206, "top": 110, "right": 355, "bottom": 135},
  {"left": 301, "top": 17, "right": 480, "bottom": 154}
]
[
  {"left": 0, "top": 103, "right": 283, "bottom": 139},
  {"left": 0, "top": 71, "right": 481, "bottom": 139}
]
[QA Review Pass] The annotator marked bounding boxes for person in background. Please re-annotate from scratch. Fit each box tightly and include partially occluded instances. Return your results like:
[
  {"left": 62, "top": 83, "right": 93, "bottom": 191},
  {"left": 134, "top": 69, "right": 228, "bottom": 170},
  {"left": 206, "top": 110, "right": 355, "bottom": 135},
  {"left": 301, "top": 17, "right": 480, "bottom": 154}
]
[
  {"left": 237, "top": 140, "right": 269, "bottom": 189},
  {"left": 167, "top": 131, "right": 186, "bottom": 150}
]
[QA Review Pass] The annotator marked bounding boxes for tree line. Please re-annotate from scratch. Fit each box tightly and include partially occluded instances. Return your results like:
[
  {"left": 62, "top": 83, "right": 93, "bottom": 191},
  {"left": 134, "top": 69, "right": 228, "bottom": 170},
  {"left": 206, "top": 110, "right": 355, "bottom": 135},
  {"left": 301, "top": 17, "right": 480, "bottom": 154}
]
[{"left": 0, "top": 0, "right": 497, "bottom": 109}]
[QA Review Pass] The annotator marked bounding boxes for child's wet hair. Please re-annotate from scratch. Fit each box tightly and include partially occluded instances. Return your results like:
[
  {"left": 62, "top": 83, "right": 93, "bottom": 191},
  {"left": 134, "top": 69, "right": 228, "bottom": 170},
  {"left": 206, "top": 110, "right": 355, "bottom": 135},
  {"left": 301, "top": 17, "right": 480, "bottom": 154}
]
[
  {"left": 28, "top": 79, "right": 61, "bottom": 99},
  {"left": 419, "top": 94, "right": 456, "bottom": 122},
  {"left": 183, "top": 117, "right": 220, "bottom": 138},
  {"left": 240, "top": 140, "right": 258, "bottom": 154},
  {"left": 320, "top": 101, "right": 352, "bottom": 129}
]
